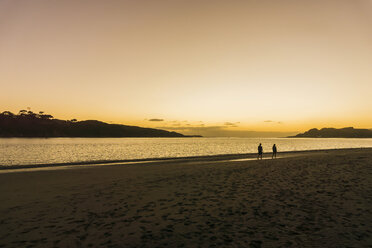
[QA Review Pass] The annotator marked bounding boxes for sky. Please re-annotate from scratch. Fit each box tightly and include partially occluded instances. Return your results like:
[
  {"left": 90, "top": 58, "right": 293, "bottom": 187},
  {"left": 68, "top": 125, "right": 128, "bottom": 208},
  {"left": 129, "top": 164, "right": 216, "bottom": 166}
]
[{"left": 1, "top": 0, "right": 371, "bottom": 136}]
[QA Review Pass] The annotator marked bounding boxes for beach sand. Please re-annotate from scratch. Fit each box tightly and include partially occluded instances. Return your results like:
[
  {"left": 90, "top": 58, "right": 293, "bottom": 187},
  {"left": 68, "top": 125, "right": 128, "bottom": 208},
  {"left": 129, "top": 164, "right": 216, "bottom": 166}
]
[{"left": 0, "top": 149, "right": 371, "bottom": 247}]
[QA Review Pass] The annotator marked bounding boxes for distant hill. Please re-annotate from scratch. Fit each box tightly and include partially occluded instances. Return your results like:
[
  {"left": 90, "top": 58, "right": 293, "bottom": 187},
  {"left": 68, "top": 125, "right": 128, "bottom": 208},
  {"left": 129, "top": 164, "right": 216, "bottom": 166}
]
[
  {"left": 0, "top": 110, "right": 191, "bottom": 138},
  {"left": 290, "top": 127, "right": 372, "bottom": 138}
]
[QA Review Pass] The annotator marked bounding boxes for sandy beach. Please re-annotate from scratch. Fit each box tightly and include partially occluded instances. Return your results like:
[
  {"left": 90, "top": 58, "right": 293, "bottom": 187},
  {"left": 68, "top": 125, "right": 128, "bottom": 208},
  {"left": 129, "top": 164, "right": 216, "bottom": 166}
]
[{"left": 0, "top": 148, "right": 371, "bottom": 247}]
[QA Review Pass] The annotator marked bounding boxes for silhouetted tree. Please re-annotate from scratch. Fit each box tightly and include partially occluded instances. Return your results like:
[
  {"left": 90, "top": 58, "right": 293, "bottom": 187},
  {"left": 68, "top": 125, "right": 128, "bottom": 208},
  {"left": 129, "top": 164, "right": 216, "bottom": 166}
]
[
  {"left": 1, "top": 111, "right": 14, "bottom": 117},
  {"left": 40, "top": 114, "right": 53, "bottom": 120},
  {"left": 27, "top": 111, "right": 37, "bottom": 118},
  {"left": 18, "top": 110, "right": 27, "bottom": 116}
]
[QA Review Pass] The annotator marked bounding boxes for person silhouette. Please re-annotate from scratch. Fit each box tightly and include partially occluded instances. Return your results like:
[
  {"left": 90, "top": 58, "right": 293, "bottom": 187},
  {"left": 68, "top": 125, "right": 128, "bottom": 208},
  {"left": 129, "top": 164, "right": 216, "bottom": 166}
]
[
  {"left": 258, "top": 143, "right": 263, "bottom": 160},
  {"left": 272, "top": 144, "right": 277, "bottom": 159}
]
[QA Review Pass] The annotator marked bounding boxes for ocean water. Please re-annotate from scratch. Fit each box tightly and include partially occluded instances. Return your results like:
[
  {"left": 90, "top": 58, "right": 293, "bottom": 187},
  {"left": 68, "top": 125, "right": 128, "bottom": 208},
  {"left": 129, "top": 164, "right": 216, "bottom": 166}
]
[{"left": 1, "top": 137, "right": 372, "bottom": 166}]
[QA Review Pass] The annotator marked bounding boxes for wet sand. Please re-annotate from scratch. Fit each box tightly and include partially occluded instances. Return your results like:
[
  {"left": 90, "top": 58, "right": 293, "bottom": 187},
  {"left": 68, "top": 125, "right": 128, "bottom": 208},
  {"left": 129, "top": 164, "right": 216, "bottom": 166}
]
[{"left": 0, "top": 148, "right": 371, "bottom": 247}]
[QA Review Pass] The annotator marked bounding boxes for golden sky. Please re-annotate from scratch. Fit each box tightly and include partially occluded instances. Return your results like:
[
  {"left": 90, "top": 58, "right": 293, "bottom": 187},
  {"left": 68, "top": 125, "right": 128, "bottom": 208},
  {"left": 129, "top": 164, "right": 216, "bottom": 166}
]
[{"left": 1, "top": 0, "right": 371, "bottom": 136}]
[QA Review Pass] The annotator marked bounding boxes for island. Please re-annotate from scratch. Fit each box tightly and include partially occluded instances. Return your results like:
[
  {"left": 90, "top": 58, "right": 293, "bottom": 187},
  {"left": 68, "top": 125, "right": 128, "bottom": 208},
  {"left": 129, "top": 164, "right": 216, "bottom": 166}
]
[
  {"left": 289, "top": 127, "right": 372, "bottom": 138},
  {"left": 0, "top": 110, "right": 200, "bottom": 138}
]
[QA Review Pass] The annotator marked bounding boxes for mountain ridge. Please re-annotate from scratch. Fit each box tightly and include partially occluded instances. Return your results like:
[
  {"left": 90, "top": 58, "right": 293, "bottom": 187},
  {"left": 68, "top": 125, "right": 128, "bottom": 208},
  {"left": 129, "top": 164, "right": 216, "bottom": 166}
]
[
  {"left": 0, "top": 110, "right": 198, "bottom": 138},
  {"left": 289, "top": 127, "right": 372, "bottom": 138}
]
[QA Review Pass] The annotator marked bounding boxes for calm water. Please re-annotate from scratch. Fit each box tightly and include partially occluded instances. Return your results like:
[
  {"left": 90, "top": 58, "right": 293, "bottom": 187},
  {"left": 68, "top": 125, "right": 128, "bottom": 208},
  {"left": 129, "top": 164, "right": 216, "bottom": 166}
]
[{"left": 1, "top": 137, "right": 372, "bottom": 166}]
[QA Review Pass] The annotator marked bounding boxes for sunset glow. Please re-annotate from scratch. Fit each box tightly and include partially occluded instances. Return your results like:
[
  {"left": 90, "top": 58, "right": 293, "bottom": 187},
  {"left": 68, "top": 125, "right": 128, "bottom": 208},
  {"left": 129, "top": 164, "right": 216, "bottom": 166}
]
[{"left": 1, "top": 0, "right": 371, "bottom": 136}]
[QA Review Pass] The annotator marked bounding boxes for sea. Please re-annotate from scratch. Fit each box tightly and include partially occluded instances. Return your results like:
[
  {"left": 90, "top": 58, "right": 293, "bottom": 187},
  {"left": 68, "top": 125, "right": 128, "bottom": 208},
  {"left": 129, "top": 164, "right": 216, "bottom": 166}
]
[{"left": 1, "top": 137, "right": 372, "bottom": 167}]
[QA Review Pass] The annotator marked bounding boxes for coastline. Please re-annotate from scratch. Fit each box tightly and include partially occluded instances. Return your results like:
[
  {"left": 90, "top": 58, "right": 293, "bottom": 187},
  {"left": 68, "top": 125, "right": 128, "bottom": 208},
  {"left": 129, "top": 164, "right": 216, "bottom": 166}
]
[
  {"left": 0, "top": 148, "right": 371, "bottom": 247},
  {"left": 1, "top": 147, "right": 371, "bottom": 172}
]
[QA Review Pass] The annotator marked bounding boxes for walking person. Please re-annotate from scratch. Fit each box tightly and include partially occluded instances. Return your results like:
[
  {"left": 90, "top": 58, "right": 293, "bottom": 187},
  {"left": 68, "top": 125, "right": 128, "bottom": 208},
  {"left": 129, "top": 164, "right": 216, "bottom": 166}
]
[
  {"left": 258, "top": 143, "right": 263, "bottom": 160},
  {"left": 272, "top": 144, "right": 277, "bottom": 159}
]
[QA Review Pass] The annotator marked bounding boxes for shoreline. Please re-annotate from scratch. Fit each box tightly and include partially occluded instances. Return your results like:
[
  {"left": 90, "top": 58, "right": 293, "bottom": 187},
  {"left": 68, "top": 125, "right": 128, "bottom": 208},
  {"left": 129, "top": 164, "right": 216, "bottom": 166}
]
[
  {"left": 1, "top": 147, "right": 370, "bottom": 172},
  {"left": 0, "top": 148, "right": 371, "bottom": 247}
]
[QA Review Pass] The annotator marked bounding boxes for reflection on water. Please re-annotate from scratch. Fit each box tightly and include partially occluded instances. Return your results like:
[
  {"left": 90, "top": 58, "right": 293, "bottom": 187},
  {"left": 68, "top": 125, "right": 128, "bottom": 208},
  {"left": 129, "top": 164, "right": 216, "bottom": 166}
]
[{"left": 1, "top": 137, "right": 372, "bottom": 166}]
